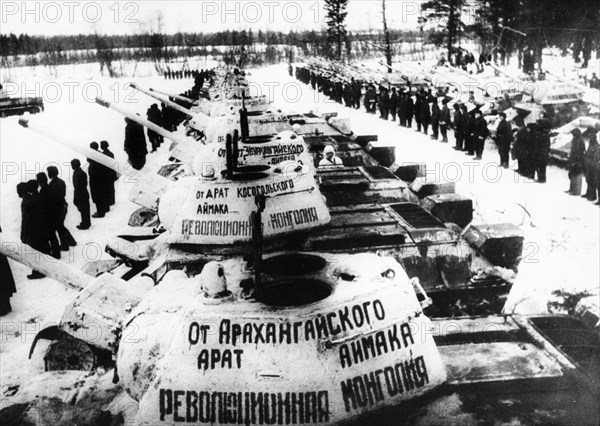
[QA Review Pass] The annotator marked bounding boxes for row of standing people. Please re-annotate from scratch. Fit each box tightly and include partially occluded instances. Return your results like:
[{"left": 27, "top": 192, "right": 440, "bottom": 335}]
[
  {"left": 298, "top": 66, "right": 600, "bottom": 203},
  {"left": 164, "top": 68, "right": 204, "bottom": 80}
]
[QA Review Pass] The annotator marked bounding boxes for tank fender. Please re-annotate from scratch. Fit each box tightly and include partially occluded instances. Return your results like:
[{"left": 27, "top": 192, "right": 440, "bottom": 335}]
[{"left": 28, "top": 326, "right": 63, "bottom": 359}]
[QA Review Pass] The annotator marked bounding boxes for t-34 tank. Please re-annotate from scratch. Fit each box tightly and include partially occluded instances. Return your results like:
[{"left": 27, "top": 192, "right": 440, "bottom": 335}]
[
  {"left": 2, "top": 230, "right": 597, "bottom": 425},
  {"left": 93, "top": 95, "right": 523, "bottom": 318}
]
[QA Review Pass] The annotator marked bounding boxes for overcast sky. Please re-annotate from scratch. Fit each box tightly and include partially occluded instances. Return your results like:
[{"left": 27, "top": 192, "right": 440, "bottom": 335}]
[{"left": 0, "top": 1, "right": 426, "bottom": 36}]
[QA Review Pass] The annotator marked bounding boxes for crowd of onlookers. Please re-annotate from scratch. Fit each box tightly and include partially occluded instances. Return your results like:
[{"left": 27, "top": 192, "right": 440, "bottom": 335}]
[
  {"left": 295, "top": 64, "right": 600, "bottom": 204},
  {"left": 163, "top": 68, "right": 205, "bottom": 80}
]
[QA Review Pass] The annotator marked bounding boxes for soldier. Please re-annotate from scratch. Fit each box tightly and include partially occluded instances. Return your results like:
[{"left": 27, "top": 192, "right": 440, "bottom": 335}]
[
  {"left": 146, "top": 104, "right": 163, "bottom": 152},
  {"left": 414, "top": 94, "right": 423, "bottom": 132},
  {"left": 318, "top": 145, "right": 344, "bottom": 168},
  {"left": 451, "top": 103, "right": 463, "bottom": 150},
  {"left": 473, "top": 110, "right": 489, "bottom": 160},
  {"left": 589, "top": 73, "right": 599, "bottom": 89},
  {"left": 567, "top": 128, "right": 586, "bottom": 195},
  {"left": 495, "top": 112, "right": 513, "bottom": 168},
  {"left": 583, "top": 129, "right": 599, "bottom": 201},
  {"left": 36, "top": 173, "right": 61, "bottom": 259},
  {"left": 89, "top": 142, "right": 108, "bottom": 218},
  {"left": 352, "top": 80, "right": 362, "bottom": 109},
  {"left": 439, "top": 99, "right": 450, "bottom": 143},
  {"left": 532, "top": 121, "right": 551, "bottom": 182},
  {"left": 514, "top": 123, "right": 535, "bottom": 178},
  {"left": 19, "top": 181, "right": 48, "bottom": 279},
  {"left": 419, "top": 94, "right": 431, "bottom": 135},
  {"left": 405, "top": 92, "right": 414, "bottom": 128},
  {"left": 397, "top": 91, "right": 406, "bottom": 126},
  {"left": 389, "top": 87, "right": 398, "bottom": 121},
  {"left": 379, "top": 87, "right": 389, "bottom": 120},
  {"left": 70, "top": 159, "right": 91, "bottom": 230},
  {"left": 100, "top": 141, "right": 117, "bottom": 208},
  {"left": 47, "top": 166, "right": 76, "bottom": 250},
  {"left": 430, "top": 97, "right": 440, "bottom": 140},
  {"left": 124, "top": 116, "right": 148, "bottom": 170},
  {"left": 464, "top": 108, "right": 477, "bottom": 156}
]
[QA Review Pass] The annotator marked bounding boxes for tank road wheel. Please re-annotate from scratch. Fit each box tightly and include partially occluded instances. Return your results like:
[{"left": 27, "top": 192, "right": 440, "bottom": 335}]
[{"left": 44, "top": 337, "right": 96, "bottom": 371}]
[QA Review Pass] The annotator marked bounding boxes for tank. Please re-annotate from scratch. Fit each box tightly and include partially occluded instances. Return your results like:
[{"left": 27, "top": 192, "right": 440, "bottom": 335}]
[
  {"left": 2, "top": 232, "right": 597, "bottom": 425},
  {"left": 98, "top": 73, "right": 524, "bottom": 315},
  {"left": 16, "top": 68, "right": 523, "bottom": 372},
  {"left": 6, "top": 68, "right": 598, "bottom": 424},
  {"left": 90, "top": 99, "right": 523, "bottom": 318},
  {"left": 0, "top": 82, "right": 44, "bottom": 117}
]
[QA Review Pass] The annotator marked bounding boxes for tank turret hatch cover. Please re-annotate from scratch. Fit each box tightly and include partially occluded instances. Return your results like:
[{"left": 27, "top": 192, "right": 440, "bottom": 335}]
[{"left": 164, "top": 168, "right": 331, "bottom": 245}]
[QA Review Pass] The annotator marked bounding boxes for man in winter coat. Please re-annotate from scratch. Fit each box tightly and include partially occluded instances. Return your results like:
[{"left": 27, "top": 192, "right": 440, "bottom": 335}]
[
  {"left": 583, "top": 130, "right": 599, "bottom": 201},
  {"left": 146, "top": 104, "right": 163, "bottom": 152},
  {"left": 439, "top": 99, "right": 451, "bottom": 143},
  {"left": 18, "top": 182, "right": 48, "bottom": 279},
  {"left": 452, "top": 104, "right": 464, "bottom": 150},
  {"left": 414, "top": 95, "right": 423, "bottom": 132},
  {"left": 389, "top": 88, "right": 398, "bottom": 121},
  {"left": 464, "top": 110, "right": 476, "bottom": 155},
  {"left": 47, "top": 166, "right": 76, "bottom": 250},
  {"left": 124, "top": 116, "right": 148, "bottom": 170},
  {"left": 36, "top": 173, "right": 61, "bottom": 259},
  {"left": 495, "top": 112, "right": 513, "bottom": 168},
  {"left": 514, "top": 124, "right": 535, "bottom": 179},
  {"left": 405, "top": 93, "right": 414, "bottom": 128},
  {"left": 379, "top": 87, "right": 389, "bottom": 120},
  {"left": 100, "top": 141, "right": 117, "bottom": 208},
  {"left": 88, "top": 142, "right": 108, "bottom": 218},
  {"left": 473, "top": 110, "right": 490, "bottom": 160},
  {"left": 567, "top": 128, "right": 586, "bottom": 195},
  {"left": 71, "top": 159, "right": 91, "bottom": 230},
  {"left": 532, "top": 121, "right": 551, "bottom": 183},
  {"left": 430, "top": 98, "right": 440, "bottom": 140}
]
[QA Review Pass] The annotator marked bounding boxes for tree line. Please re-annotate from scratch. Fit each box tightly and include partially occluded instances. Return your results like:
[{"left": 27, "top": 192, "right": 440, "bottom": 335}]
[{"left": 421, "top": 0, "right": 600, "bottom": 68}]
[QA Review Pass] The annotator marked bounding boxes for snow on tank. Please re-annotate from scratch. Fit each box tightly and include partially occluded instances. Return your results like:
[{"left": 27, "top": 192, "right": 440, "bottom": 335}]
[
  {"left": 117, "top": 252, "right": 446, "bottom": 425},
  {"left": 160, "top": 158, "right": 331, "bottom": 246}
]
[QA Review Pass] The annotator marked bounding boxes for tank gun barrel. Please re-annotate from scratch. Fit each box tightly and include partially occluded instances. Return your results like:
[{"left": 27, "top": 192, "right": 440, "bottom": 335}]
[
  {"left": 18, "top": 118, "right": 122, "bottom": 175},
  {"left": 128, "top": 83, "right": 198, "bottom": 120},
  {"left": 149, "top": 88, "right": 196, "bottom": 106},
  {"left": 95, "top": 97, "right": 187, "bottom": 146},
  {"left": 0, "top": 233, "right": 88, "bottom": 291}
]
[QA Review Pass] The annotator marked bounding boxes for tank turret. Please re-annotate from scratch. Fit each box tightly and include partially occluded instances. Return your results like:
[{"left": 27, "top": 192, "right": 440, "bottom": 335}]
[{"left": 117, "top": 252, "right": 447, "bottom": 424}]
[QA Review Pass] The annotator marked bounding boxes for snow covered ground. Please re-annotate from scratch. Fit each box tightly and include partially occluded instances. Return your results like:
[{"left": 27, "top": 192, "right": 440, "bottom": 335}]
[{"left": 1, "top": 62, "right": 598, "bottom": 421}]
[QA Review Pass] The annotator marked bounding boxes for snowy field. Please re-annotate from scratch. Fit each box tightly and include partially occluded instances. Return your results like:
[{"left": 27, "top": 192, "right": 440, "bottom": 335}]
[{"left": 1, "top": 62, "right": 599, "bottom": 422}]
